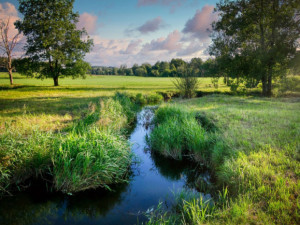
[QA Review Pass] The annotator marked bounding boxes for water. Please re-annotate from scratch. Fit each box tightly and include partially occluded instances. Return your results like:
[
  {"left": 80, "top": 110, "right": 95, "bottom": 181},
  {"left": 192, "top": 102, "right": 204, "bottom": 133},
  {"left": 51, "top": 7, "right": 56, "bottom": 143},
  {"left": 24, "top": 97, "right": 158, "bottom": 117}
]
[{"left": 0, "top": 107, "right": 211, "bottom": 225}]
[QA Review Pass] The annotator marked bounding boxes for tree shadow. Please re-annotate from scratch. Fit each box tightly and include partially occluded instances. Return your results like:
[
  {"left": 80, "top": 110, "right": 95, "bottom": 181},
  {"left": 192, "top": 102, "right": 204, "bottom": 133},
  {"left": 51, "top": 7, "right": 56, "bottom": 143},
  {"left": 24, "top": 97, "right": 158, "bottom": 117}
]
[{"left": 0, "top": 96, "right": 108, "bottom": 118}]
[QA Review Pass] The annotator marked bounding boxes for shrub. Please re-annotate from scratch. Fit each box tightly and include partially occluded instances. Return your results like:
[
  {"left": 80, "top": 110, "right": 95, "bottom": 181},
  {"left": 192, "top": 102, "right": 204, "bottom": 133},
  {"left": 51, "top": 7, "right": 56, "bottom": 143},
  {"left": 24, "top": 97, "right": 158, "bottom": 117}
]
[
  {"left": 173, "top": 69, "right": 198, "bottom": 98},
  {"left": 135, "top": 93, "right": 147, "bottom": 105},
  {"left": 146, "top": 93, "right": 164, "bottom": 105}
]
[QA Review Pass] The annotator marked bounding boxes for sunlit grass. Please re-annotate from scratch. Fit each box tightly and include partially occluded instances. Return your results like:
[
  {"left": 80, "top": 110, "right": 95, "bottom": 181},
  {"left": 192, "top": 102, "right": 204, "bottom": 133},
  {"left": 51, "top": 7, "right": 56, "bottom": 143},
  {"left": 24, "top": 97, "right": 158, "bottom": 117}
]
[{"left": 147, "top": 95, "right": 300, "bottom": 224}]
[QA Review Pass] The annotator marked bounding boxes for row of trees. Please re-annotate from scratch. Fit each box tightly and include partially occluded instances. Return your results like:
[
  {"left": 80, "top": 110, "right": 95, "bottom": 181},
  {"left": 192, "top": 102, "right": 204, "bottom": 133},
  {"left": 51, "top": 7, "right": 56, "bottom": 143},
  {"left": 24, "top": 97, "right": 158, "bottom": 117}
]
[
  {"left": 89, "top": 58, "right": 218, "bottom": 77},
  {"left": 1, "top": 0, "right": 299, "bottom": 96}
]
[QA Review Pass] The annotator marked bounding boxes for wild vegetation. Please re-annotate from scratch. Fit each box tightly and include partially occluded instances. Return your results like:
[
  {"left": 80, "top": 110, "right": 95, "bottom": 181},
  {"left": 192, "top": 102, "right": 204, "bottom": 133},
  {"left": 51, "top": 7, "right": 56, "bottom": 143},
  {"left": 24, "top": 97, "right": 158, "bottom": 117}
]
[
  {"left": 147, "top": 95, "right": 300, "bottom": 224},
  {"left": 0, "top": 91, "right": 163, "bottom": 195},
  {"left": 0, "top": 0, "right": 299, "bottom": 224}
]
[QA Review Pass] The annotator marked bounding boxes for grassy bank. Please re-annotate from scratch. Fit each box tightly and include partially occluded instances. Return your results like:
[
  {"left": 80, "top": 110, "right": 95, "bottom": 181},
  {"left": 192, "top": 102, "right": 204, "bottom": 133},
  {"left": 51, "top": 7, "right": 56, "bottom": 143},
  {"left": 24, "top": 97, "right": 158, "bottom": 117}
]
[
  {"left": 0, "top": 92, "right": 163, "bottom": 195},
  {"left": 148, "top": 95, "right": 300, "bottom": 224}
]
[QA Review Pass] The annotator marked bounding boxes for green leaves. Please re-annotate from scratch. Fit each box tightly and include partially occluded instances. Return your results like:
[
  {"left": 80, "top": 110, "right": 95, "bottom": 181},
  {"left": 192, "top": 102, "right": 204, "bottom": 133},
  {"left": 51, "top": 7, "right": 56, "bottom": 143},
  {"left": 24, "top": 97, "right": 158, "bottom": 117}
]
[
  {"left": 210, "top": 0, "right": 300, "bottom": 96},
  {"left": 15, "top": 0, "right": 93, "bottom": 85}
]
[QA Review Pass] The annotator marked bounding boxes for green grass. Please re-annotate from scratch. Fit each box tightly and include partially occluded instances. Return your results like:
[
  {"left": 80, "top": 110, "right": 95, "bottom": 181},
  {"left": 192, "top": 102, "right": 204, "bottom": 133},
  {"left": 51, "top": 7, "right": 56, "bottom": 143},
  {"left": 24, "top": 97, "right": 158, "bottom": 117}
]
[
  {"left": 1, "top": 72, "right": 299, "bottom": 223},
  {"left": 52, "top": 127, "right": 131, "bottom": 193},
  {"left": 149, "top": 105, "right": 212, "bottom": 161},
  {"left": 0, "top": 92, "right": 158, "bottom": 194},
  {"left": 0, "top": 72, "right": 228, "bottom": 134},
  {"left": 147, "top": 95, "right": 300, "bottom": 224}
]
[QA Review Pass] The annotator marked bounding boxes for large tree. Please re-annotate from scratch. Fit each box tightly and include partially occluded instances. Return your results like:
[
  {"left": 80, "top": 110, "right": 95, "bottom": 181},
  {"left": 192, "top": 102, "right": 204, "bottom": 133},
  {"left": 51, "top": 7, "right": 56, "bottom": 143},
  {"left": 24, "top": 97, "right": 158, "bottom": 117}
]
[
  {"left": 15, "top": 0, "right": 93, "bottom": 86},
  {"left": 210, "top": 0, "right": 300, "bottom": 96}
]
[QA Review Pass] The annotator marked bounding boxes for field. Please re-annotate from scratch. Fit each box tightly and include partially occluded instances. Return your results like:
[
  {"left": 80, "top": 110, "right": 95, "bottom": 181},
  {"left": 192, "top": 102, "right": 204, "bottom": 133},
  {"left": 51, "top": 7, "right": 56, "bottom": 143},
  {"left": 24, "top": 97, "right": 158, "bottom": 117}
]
[
  {"left": 0, "top": 72, "right": 299, "bottom": 224},
  {"left": 0, "top": 73, "right": 229, "bottom": 132}
]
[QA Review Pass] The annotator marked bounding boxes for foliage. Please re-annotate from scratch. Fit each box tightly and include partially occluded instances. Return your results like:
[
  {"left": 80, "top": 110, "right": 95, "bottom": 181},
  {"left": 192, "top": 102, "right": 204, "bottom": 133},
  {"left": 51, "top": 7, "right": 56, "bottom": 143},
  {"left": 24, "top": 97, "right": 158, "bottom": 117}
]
[
  {"left": 15, "top": 0, "right": 93, "bottom": 86},
  {"left": 273, "top": 76, "right": 300, "bottom": 96},
  {"left": 210, "top": 0, "right": 300, "bottom": 96}
]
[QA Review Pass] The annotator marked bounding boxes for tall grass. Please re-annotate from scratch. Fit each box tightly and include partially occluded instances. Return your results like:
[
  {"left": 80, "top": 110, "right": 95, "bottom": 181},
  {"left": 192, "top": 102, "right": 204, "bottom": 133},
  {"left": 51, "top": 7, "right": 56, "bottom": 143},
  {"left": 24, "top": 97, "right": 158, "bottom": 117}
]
[
  {"left": 52, "top": 128, "right": 131, "bottom": 193},
  {"left": 0, "top": 92, "right": 146, "bottom": 195},
  {"left": 145, "top": 189, "right": 229, "bottom": 225},
  {"left": 149, "top": 105, "right": 213, "bottom": 162},
  {"left": 0, "top": 125, "right": 53, "bottom": 194}
]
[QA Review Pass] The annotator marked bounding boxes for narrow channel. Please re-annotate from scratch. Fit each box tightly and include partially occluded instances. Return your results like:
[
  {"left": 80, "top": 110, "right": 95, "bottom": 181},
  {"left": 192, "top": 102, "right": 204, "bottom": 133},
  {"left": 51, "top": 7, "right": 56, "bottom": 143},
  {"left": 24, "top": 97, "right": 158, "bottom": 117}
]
[{"left": 0, "top": 107, "right": 211, "bottom": 225}]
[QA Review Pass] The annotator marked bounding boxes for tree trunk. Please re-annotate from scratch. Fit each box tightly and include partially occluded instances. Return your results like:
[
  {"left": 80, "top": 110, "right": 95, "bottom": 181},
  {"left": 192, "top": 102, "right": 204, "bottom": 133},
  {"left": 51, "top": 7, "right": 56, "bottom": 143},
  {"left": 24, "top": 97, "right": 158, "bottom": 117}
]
[
  {"left": 8, "top": 69, "right": 13, "bottom": 85},
  {"left": 262, "top": 74, "right": 267, "bottom": 96},
  {"left": 266, "top": 68, "right": 272, "bottom": 97},
  {"left": 54, "top": 76, "right": 59, "bottom": 86},
  {"left": 7, "top": 55, "right": 13, "bottom": 85}
]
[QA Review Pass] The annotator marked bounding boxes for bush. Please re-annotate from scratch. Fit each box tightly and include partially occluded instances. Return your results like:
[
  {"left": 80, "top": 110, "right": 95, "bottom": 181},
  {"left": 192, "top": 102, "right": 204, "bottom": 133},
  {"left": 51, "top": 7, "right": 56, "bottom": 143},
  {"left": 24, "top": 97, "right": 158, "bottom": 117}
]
[
  {"left": 146, "top": 93, "right": 164, "bottom": 104},
  {"left": 274, "top": 76, "right": 300, "bottom": 96},
  {"left": 135, "top": 93, "right": 147, "bottom": 105},
  {"left": 173, "top": 69, "right": 198, "bottom": 98}
]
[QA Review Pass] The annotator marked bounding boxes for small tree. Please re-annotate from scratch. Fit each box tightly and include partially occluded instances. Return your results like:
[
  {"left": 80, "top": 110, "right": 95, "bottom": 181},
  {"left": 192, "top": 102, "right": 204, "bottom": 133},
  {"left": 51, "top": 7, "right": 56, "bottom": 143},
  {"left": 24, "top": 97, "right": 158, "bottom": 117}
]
[
  {"left": 15, "top": 0, "right": 93, "bottom": 86},
  {"left": 0, "top": 17, "right": 21, "bottom": 85},
  {"left": 173, "top": 68, "right": 198, "bottom": 98}
]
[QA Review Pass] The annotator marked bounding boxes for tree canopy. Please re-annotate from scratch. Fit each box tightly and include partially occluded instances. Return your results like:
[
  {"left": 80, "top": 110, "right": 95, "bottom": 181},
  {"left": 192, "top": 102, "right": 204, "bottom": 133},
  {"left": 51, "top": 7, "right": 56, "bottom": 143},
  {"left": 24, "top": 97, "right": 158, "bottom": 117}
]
[
  {"left": 210, "top": 0, "right": 300, "bottom": 96},
  {"left": 15, "top": 0, "right": 93, "bottom": 86}
]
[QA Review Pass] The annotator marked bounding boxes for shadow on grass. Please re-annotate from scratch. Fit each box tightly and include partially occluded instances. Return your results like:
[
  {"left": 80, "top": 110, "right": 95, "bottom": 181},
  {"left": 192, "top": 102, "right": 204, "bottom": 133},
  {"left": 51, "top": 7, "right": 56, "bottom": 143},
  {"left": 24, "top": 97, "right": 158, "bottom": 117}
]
[{"left": 0, "top": 96, "right": 109, "bottom": 118}]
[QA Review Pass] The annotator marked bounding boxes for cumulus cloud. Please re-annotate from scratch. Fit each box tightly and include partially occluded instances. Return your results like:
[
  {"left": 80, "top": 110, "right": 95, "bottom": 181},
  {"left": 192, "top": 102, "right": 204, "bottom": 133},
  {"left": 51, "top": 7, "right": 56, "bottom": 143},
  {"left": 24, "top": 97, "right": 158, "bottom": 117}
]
[
  {"left": 137, "top": 0, "right": 187, "bottom": 13},
  {"left": 137, "top": 17, "right": 164, "bottom": 34},
  {"left": 0, "top": 2, "right": 18, "bottom": 17},
  {"left": 120, "top": 39, "right": 142, "bottom": 54},
  {"left": 142, "top": 30, "right": 182, "bottom": 52},
  {"left": 182, "top": 5, "right": 217, "bottom": 41},
  {"left": 85, "top": 35, "right": 136, "bottom": 66},
  {"left": 0, "top": 2, "right": 25, "bottom": 58},
  {"left": 77, "top": 13, "right": 99, "bottom": 35},
  {"left": 86, "top": 29, "right": 211, "bottom": 66},
  {"left": 0, "top": 2, "right": 19, "bottom": 36}
]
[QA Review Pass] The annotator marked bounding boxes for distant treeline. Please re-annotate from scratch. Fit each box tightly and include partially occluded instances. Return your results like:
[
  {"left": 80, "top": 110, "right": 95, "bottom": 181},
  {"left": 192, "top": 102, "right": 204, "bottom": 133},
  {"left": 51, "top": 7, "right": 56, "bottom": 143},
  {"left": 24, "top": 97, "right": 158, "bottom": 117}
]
[{"left": 89, "top": 58, "right": 217, "bottom": 77}]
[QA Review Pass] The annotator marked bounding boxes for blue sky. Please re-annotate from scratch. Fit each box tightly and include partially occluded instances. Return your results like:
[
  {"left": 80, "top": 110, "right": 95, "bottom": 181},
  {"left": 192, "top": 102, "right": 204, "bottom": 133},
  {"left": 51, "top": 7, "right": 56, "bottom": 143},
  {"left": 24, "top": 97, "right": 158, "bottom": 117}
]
[{"left": 1, "top": 0, "right": 219, "bottom": 66}]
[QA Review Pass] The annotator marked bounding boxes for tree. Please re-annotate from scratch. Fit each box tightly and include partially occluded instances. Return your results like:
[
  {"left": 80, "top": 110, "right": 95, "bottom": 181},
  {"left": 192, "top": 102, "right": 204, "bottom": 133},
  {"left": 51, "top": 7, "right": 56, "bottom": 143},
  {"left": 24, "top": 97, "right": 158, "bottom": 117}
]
[
  {"left": 158, "top": 61, "right": 170, "bottom": 74},
  {"left": 132, "top": 63, "right": 139, "bottom": 75},
  {"left": 118, "top": 64, "right": 127, "bottom": 75},
  {"left": 210, "top": 0, "right": 300, "bottom": 96},
  {"left": 170, "top": 58, "right": 186, "bottom": 70},
  {"left": 142, "top": 63, "right": 152, "bottom": 76},
  {"left": 189, "top": 58, "right": 203, "bottom": 77},
  {"left": 0, "top": 17, "right": 21, "bottom": 85},
  {"left": 15, "top": 0, "right": 93, "bottom": 86},
  {"left": 135, "top": 67, "right": 147, "bottom": 76}
]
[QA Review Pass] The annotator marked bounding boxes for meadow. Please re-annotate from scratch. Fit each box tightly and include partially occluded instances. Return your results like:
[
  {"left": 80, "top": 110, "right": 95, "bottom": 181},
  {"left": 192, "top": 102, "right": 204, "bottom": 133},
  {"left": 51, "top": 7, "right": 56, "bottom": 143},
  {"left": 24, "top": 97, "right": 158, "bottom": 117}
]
[
  {"left": 0, "top": 72, "right": 299, "bottom": 224},
  {"left": 147, "top": 96, "right": 300, "bottom": 224}
]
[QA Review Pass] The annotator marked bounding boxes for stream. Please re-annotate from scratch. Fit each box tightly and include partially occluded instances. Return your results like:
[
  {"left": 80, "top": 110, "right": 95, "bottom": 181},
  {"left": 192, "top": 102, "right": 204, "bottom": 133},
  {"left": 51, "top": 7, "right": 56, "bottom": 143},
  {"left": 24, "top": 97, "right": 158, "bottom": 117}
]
[{"left": 0, "top": 107, "right": 211, "bottom": 225}]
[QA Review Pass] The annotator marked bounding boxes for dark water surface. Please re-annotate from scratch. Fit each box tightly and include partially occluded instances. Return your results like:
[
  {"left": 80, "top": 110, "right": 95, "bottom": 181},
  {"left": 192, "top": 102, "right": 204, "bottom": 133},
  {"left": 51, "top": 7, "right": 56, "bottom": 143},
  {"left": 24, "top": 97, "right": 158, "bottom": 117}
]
[{"left": 0, "top": 107, "right": 211, "bottom": 225}]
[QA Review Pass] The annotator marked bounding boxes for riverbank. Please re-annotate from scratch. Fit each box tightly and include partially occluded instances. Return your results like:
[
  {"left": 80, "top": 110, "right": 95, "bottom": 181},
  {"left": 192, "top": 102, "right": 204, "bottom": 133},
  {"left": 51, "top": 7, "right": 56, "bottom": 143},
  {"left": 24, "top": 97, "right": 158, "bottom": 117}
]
[{"left": 147, "top": 95, "right": 300, "bottom": 224}]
